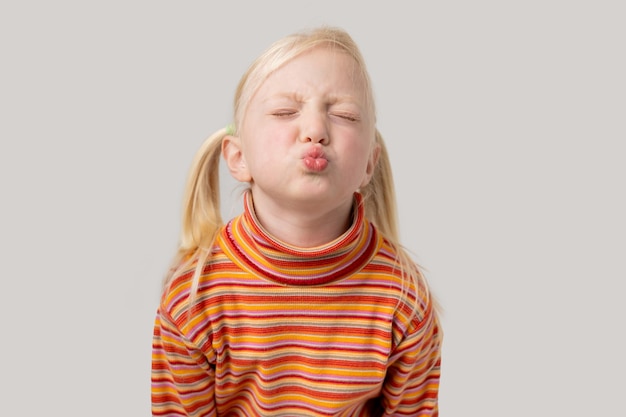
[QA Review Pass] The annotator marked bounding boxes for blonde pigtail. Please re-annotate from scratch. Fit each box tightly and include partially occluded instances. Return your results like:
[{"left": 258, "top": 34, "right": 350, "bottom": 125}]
[
  {"left": 362, "top": 130, "right": 431, "bottom": 318},
  {"left": 362, "top": 130, "right": 399, "bottom": 241},
  {"left": 164, "top": 127, "right": 231, "bottom": 309}
]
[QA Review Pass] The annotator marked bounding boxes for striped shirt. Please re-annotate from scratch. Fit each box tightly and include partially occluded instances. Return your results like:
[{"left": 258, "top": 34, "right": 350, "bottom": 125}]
[{"left": 152, "top": 193, "right": 442, "bottom": 416}]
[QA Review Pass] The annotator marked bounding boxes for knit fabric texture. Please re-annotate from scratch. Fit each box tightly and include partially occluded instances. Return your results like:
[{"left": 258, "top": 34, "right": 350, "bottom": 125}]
[{"left": 152, "top": 192, "right": 441, "bottom": 416}]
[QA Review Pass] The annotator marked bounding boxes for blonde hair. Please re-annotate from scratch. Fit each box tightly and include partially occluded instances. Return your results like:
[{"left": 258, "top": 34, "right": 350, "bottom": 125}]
[{"left": 165, "top": 26, "right": 433, "bottom": 318}]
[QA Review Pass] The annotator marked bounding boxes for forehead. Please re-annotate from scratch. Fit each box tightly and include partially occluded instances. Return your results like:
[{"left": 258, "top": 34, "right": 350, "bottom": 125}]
[{"left": 255, "top": 46, "right": 367, "bottom": 100}]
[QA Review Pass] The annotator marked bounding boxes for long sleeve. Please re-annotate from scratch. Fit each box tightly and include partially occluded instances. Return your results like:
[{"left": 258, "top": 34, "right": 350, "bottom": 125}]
[
  {"left": 151, "top": 307, "right": 216, "bottom": 416},
  {"left": 151, "top": 192, "right": 442, "bottom": 416},
  {"left": 380, "top": 304, "right": 442, "bottom": 416}
]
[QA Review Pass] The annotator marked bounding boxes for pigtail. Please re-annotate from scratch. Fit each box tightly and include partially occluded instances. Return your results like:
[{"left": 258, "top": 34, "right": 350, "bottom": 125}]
[
  {"left": 163, "top": 127, "right": 229, "bottom": 306},
  {"left": 362, "top": 130, "right": 432, "bottom": 317},
  {"left": 362, "top": 129, "right": 399, "bottom": 242},
  {"left": 180, "top": 128, "right": 226, "bottom": 252}
]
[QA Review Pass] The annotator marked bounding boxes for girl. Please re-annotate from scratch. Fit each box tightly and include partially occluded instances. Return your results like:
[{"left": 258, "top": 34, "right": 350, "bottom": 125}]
[{"left": 152, "top": 26, "right": 442, "bottom": 416}]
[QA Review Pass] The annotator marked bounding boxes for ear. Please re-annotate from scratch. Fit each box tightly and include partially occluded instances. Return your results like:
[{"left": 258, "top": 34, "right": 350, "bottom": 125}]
[
  {"left": 222, "top": 135, "right": 252, "bottom": 182},
  {"left": 360, "top": 143, "right": 381, "bottom": 188}
]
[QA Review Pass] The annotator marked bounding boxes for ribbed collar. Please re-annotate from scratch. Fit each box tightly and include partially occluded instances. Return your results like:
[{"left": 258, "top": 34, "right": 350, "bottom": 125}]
[{"left": 219, "top": 191, "right": 381, "bottom": 286}]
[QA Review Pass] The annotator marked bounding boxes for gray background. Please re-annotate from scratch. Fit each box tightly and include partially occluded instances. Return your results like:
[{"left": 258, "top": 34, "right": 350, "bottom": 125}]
[{"left": 1, "top": 1, "right": 624, "bottom": 415}]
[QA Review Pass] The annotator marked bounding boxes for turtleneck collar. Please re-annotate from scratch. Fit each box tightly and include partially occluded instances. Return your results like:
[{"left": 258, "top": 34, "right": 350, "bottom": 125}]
[{"left": 219, "top": 191, "right": 382, "bottom": 286}]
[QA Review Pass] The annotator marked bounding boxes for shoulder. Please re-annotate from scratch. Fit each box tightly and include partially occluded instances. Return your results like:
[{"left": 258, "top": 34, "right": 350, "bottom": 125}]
[
  {"left": 158, "top": 261, "right": 198, "bottom": 328},
  {"left": 367, "top": 232, "right": 434, "bottom": 327},
  {"left": 159, "top": 241, "right": 234, "bottom": 324}
]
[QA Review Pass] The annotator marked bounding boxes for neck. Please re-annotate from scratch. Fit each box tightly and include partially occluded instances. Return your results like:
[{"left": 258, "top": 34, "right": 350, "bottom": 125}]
[{"left": 247, "top": 192, "right": 355, "bottom": 248}]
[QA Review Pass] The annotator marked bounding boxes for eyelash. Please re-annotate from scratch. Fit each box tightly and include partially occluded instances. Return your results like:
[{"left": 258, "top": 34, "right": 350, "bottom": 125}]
[
  {"left": 271, "top": 111, "right": 359, "bottom": 122},
  {"left": 272, "top": 111, "right": 297, "bottom": 117},
  {"left": 334, "top": 113, "right": 358, "bottom": 122}
]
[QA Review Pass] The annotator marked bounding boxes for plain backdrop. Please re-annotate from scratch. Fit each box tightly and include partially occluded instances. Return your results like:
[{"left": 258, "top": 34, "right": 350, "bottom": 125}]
[{"left": 1, "top": 1, "right": 624, "bottom": 415}]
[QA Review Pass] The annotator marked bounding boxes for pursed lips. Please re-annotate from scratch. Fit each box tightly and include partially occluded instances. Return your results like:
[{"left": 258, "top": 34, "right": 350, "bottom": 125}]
[{"left": 302, "top": 146, "right": 329, "bottom": 171}]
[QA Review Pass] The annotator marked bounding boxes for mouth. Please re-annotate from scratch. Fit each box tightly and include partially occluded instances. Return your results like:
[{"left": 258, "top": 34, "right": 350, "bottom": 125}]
[{"left": 302, "top": 147, "right": 328, "bottom": 172}]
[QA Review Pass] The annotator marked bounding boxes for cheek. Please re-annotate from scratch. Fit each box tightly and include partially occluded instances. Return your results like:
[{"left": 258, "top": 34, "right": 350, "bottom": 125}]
[
  {"left": 342, "top": 133, "right": 373, "bottom": 163},
  {"left": 241, "top": 130, "right": 288, "bottom": 171},
  {"left": 254, "top": 126, "right": 295, "bottom": 155}
]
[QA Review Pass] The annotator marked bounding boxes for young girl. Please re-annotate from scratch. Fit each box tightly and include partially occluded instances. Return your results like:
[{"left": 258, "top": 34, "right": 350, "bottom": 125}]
[{"left": 152, "top": 26, "right": 442, "bottom": 416}]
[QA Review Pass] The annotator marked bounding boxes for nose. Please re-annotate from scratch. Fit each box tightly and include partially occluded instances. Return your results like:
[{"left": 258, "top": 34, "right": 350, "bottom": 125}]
[{"left": 300, "top": 111, "right": 329, "bottom": 145}]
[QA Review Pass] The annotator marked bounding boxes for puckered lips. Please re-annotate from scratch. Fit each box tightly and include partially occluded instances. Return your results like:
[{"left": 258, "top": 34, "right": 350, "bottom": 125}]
[{"left": 302, "top": 146, "right": 328, "bottom": 172}]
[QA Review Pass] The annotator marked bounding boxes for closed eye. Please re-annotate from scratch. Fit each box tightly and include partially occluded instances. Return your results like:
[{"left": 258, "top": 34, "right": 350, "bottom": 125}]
[
  {"left": 332, "top": 113, "right": 359, "bottom": 122},
  {"left": 271, "top": 109, "right": 298, "bottom": 117}
]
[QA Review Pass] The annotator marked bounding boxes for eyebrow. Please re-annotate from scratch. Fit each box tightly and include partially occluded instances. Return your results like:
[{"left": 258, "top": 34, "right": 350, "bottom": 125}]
[
  {"left": 263, "top": 92, "right": 360, "bottom": 105},
  {"left": 262, "top": 92, "right": 302, "bottom": 103}
]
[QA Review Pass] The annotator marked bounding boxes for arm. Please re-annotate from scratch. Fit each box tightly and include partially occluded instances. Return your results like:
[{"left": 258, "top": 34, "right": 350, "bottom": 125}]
[
  {"left": 381, "top": 306, "right": 443, "bottom": 416},
  {"left": 151, "top": 308, "right": 216, "bottom": 417}
]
